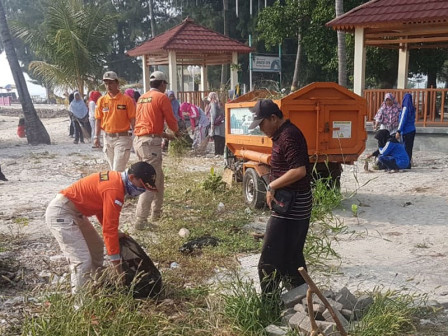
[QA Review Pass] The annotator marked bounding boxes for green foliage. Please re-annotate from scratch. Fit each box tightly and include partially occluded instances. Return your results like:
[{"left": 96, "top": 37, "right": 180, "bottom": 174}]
[
  {"left": 10, "top": 0, "right": 116, "bottom": 93},
  {"left": 200, "top": 167, "right": 227, "bottom": 192},
  {"left": 21, "top": 286, "right": 161, "bottom": 335},
  {"left": 353, "top": 289, "right": 426, "bottom": 336},
  {"left": 222, "top": 274, "right": 282, "bottom": 335},
  {"left": 167, "top": 135, "right": 190, "bottom": 158}
]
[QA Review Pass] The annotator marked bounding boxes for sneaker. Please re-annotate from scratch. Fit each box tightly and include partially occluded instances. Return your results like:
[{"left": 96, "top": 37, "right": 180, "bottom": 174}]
[{"left": 73, "top": 140, "right": 79, "bottom": 144}]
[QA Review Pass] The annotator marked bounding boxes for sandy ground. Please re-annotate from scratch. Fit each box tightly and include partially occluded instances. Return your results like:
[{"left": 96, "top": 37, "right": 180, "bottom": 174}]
[{"left": 1, "top": 113, "right": 448, "bottom": 306}]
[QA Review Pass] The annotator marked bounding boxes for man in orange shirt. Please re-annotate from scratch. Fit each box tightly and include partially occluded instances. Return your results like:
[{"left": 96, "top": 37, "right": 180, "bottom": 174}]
[
  {"left": 133, "top": 71, "right": 179, "bottom": 230},
  {"left": 94, "top": 71, "right": 136, "bottom": 171},
  {"left": 45, "top": 162, "right": 156, "bottom": 294}
]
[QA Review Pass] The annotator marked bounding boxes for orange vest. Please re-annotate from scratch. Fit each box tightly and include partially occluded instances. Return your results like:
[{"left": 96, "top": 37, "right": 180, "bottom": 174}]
[{"left": 61, "top": 171, "right": 125, "bottom": 257}]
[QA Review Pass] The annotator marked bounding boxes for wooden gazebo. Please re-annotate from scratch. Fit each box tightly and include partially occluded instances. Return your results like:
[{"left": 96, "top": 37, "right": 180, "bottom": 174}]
[
  {"left": 327, "top": 0, "right": 448, "bottom": 126},
  {"left": 127, "top": 18, "right": 252, "bottom": 105}
]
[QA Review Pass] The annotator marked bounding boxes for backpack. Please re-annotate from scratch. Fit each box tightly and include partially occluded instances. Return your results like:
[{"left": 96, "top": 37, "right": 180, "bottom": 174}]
[
  {"left": 119, "top": 236, "right": 162, "bottom": 298},
  {"left": 213, "top": 114, "right": 225, "bottom": 126}
]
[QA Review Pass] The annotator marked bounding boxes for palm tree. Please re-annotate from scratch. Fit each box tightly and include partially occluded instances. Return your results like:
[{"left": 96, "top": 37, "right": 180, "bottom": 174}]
[
  {"left": 0, "top": 0, "right": 50, "bottom": 145},
  {"left": 335, "top": 0, "right": 347, "bottom": 87},
  {"left": 12, "top": 0, "right": 116, "bottom": 96}
]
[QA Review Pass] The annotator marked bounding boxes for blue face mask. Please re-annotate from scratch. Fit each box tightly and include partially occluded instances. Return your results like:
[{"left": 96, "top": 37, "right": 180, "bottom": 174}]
[{"left": 121, "top": 171, "right": 146, "bottom": 197}]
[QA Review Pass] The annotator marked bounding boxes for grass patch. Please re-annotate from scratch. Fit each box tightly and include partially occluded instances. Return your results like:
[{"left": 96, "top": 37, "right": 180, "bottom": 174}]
[
  {"left": 352, "top": 289, "right": 427, "bottom": 336},
  {"left": 18, "top": 157, "right": 349, "bottom": 336}
]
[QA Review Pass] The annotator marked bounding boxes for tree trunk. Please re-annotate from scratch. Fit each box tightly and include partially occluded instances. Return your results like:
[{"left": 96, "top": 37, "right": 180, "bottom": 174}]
[
  {"left": 0, "top": 0, "right": 50, "bottom": 145},
  {"left": 291, "top": 33, "right": 302, "bottom": 92},
  {"left": 221, "top": 0, "right": 229, "bottom": 88},
  {"left": 335, "top": 0, "right": 347, "bottom": 87},
  {"left": 149, "top": 0, "right": 156, "bottom": 38}
]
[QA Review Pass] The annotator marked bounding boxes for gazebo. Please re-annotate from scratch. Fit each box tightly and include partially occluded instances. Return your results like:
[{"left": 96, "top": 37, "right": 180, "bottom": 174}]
[
  {"left": 127, "top": 18, "right": 252, "bottom": 105},
  {"left": 327, "top": 0, "right": 448, "bottom": 126}
]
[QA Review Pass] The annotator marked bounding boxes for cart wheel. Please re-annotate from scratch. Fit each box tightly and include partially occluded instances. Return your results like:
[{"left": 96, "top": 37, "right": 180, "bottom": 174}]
[{"left": 243, "top": 168, "right": 266, "bottom": 208}]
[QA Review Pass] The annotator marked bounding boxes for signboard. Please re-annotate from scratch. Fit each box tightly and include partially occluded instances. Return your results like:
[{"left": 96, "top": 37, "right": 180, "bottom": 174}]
[
  {"left": 332, "top": 121, "right": 352, "bottom": 139},
  {"left": 253, "top": 56, "right": 281, "bottom": 73}
]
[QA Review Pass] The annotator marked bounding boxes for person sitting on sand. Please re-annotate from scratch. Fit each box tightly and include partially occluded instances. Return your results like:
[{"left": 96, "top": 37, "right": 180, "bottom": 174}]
[{"left": 367, "top": 129, "right": 409, "bottom": 172}]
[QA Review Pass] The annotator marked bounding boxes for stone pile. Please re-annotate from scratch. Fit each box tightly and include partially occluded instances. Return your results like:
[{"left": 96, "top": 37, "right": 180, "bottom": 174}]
[{"left": 266, "top": 284, "right": 374, "bottom": 336}]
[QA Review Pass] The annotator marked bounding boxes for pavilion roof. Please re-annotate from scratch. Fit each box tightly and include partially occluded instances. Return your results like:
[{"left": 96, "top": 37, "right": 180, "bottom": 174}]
[
  {"left": 327, "top": 0, "right": 448, "bottom": 31},
  {"left": 127, "top": 18, "right": 252, "bottom": 57}
]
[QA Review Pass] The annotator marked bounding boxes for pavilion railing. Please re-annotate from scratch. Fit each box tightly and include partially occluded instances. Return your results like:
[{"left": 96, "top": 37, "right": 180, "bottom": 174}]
[
  {"left": 364, "top": 88, "right": 448, "bottom": 127},
  {"left": 177, "top": 90, "right": 228, "bottom": 108}
]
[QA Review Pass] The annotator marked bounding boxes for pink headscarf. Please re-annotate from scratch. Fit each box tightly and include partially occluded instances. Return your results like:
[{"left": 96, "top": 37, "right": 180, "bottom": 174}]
[{"left": 180, "top": 102, "right": 199, "bottom": 129}]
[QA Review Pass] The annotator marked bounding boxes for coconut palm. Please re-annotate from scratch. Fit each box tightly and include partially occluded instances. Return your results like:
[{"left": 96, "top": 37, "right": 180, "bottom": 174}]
[
  {"left": 335, "top": 0, "right": 347, "bottom": 87},
  {"left": 0, "top": 0, "right": 50, "bottom": 145},
  {"left": 12, "top": 0, "right": 116, "bottom": 96}
]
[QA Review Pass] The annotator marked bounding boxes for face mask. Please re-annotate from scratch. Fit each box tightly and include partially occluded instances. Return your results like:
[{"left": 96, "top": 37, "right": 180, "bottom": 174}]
[{"left": 121, "top": 171, "right": 146, "bottom": 197}]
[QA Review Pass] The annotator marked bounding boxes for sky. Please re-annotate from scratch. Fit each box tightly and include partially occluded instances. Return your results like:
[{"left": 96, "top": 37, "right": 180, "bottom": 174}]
[{"left": 0, "top": 52, "right": 46, "bottom": 97}]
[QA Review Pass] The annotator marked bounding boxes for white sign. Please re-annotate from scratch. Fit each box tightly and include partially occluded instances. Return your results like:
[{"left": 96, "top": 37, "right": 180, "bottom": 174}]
[
  {"left": 332, "top": 121, "right": 352, "bottom": 138},
  {"left": 253, "top": 56, "right": 281, "bottom": 73}
]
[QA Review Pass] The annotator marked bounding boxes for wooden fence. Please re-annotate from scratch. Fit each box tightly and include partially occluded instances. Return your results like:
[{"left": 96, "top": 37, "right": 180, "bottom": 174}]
[{"left": 364, "top": 88, "right": 448, "bottom": 127}]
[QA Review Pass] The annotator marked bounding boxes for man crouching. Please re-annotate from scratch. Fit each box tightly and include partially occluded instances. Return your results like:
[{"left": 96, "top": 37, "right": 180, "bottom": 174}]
[{"left": 45, "top": 162, "right": 156, "bottom": 294}]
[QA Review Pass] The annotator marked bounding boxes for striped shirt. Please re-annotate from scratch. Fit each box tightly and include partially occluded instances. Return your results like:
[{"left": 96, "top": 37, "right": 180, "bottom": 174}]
[{"left": 270, "top": 120, "right": 312, "bottom": 220}]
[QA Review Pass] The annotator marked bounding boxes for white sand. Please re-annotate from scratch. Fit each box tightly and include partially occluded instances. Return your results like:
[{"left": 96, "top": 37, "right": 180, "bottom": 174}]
[{"left": 1, "top": 114, "right": 447, "bottom": 303}]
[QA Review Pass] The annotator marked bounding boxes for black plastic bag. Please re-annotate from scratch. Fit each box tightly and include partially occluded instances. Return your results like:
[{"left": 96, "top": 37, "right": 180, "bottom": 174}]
[{"left": 119, "top": 236, "right": 162, "bottom": 298}]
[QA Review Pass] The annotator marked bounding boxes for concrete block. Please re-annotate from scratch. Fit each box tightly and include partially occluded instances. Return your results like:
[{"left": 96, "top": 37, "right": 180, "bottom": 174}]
[
  {"left": 323, "top": 308, "right": 349, "bottom": 330},
  {"left": 265, "top": 324, "right": 287, "bottom": 336},
  {"left": 335, "top": 287, "right": 357, "bottom": 310},
  {"left": 280, "top": 308, "right": 296, "bottom": 325},
  {"left": 288, "top": 311, "right": 308, "bottom": 330},
  {"left": 281, "top": 283, "right": 308, "bottom": 308},
  {"left": 354, "top": 295, "right": 374, "bottom": 320},
  {"left": 341, "top": 308, "right": 354, "bottom": 321},
  {"left": 317, "top": 321, "right": 341, "bottom": 336},
  {"left": 293, "top": 303, "right": 306, "bottom": 314},
  {"left": 314, "top": 297, "right": 344, "bottom": 312}
]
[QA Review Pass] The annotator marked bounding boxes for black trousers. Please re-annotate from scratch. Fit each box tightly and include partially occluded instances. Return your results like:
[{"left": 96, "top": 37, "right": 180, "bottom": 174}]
[
  {"left": 402, "top": 131, "right": 415, "bottom": 168},
  {"left": 213, "top": 135, "right": 225, "bottom": 155},
  {"left": 258, "top": 216, "right": 310, "bottom": 294}
]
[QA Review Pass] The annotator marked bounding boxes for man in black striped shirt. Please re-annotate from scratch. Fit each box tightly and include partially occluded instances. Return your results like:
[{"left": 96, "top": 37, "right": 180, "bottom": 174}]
[{"left": 248, "top": 99, "right": 312, "bottom": 295}]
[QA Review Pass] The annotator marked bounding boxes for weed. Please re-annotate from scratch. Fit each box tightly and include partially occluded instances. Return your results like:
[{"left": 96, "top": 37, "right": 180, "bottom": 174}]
[
  {"left": 200, "top": 167, "right": 226, "bottom": 192},
  {"left": 168, "top": 136, "right": 191, "bottom": 158},
  {"left": 221, "top": 273, "right": 282, "bottom": 335},
  {"left": 352, "top": 288, "right": 427, "bottom": 336}
]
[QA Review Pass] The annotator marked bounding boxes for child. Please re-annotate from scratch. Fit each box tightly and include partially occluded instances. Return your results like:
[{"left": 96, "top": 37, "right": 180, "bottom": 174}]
[
  {"left": 367, "top": 129, "right": 409, "bottom": 172},
  {"left": 17, "top": 117, "right": 26, "bottom": 138}
]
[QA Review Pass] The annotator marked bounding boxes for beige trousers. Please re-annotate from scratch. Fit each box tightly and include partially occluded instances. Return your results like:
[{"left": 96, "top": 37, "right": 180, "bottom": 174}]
[
  {"left": 45, "top": 194, "right": 104, "bottom": 294},
  {"left": 133, "top": 135, "right": 164, "bottom": 220},
  {"left": 103, "top": 134, "right": 132, "bottom": 171}
]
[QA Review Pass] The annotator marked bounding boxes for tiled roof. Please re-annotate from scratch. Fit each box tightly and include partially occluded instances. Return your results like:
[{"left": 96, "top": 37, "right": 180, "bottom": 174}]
[
  {"left": 127, "top": 18, "right": 252, "bottom": 57},
  {"left": 327, "top": 0, "right": 448, "bottom": 30}
]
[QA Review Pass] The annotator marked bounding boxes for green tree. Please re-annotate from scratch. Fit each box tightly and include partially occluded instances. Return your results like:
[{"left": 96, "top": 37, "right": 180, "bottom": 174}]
[
  {"left": 12, "top": 0, "right": 116, "bottom": 96},
  {"left": 0, "top": 0, "right": 50, "bottom": 145}
]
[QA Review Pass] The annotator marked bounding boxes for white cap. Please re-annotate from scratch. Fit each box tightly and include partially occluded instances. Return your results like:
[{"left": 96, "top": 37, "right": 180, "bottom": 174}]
[
  {"left": 149, "top": 71, "right": 168, "bottom": 83},
  {"left": 103, "top": 71, "right": 118, "bottom": 81}
]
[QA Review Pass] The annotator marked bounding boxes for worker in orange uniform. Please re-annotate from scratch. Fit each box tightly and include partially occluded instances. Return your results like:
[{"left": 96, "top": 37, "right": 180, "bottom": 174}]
[
  {"left": 133, "top": 71, "right": 180, "bottom": 230},
  {"left": 45, "top": 162, "right": 157, "bottom": 294},
  {"left": 94, "top": 71, "right": 136, "bottom": 171}
]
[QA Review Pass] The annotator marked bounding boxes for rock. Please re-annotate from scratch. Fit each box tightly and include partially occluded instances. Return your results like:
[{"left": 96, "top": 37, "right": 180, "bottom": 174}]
[
  {"left": 265, "top": 324, "right": 287, "bottom": 336},
  {"left": 217, "top": 202, "right": 225, "bottom": 212},
  {"left": 322, "top": 308, "right": 350, "bottom": 330},
  {"left": 335, "top": 287, "right": 357, "bottom": 310},
  {"left": 281, "top": 283, "right": 308, "bottom": 308},
  {"left": 178, "top": 228, "right": 190, "bottom": 238},
  {"left": 353, "top": 295, "right": 374, "bottom": 319}
]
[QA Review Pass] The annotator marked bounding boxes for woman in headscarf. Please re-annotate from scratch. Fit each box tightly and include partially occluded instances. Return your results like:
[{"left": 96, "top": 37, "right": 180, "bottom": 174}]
[
  {"left": 180, "top": 102, "right": 209, "bottom": 151},
  {"left": 396, "top": 93, "right": 416, "bottom": 168},
  {"left": 88, "top": 91, "right": 102, "bottom": 141},
  {"left": 69, "top": 91, "right": 88, "bottom": 144},
  {"left": 367, "top": 129, "right": 409, "bottom": 172},
  {"left": 166, "top": 90, "right": 181, "bottom": 122},
  {"left": 374, "top": 93, "right": 401, "bottom": 134},
  {"left": 124, "top": 89, "right": 136, "bottom": 106},
  {"left": 208, "top": 92, "right": 225, "bottom": 155}
]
